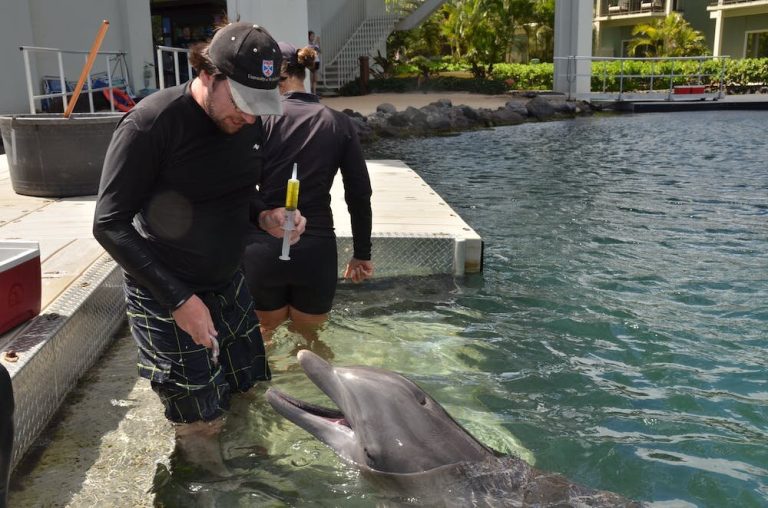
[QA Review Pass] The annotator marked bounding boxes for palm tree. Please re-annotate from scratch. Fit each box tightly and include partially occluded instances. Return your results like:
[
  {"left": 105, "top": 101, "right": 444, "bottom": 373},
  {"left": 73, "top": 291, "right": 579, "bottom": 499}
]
[{"left": 627, "top": 12, "right": 707, "bottom": 57}]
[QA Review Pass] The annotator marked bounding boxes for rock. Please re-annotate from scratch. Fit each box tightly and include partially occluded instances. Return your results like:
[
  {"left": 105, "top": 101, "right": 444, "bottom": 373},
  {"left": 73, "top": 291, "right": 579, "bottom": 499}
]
[
  {"left": 353, "top": 96, "right": 593, "bottom": 141},
  {"left": 526, "top": 96, "right": 557, "bottom": 121},
  {"left": 376, "top": 103, "right": 397, "bottom": 114},
  {"left": 458, "top": 105, "right": 481, "bottom": 122},
  {"left": 490, "top": 108, "right": 525, "bottom": 125},
  {"left": 504, "top": 101, "right": 529, "bottom": 117},
  {"left": 349, "top": 116, "right": 374, "bottom": 142},
  {"left": 342, "top": 108, "right": 365, "bottom": 119},
  {"left": 425, "top": 112, "right": 452, "bottom": 131},
  {"left": 387, "top": 111, "right": 411, "bottom": 127},
  {"left": 428, "top": 98, "right": 453, "bottom": 109}
]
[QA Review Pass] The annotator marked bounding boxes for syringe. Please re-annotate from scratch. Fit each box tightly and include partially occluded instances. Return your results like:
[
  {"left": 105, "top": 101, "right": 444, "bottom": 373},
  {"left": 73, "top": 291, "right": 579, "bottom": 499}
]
[{"left": 279, "top": 163, "right": 300, "bottom": 261}]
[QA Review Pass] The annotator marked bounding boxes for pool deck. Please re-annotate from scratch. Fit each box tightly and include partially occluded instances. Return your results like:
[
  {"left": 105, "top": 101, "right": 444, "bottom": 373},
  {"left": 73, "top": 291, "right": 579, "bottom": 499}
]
[{"left": 595, "top": 91, "right": 768, "bottom": 112}]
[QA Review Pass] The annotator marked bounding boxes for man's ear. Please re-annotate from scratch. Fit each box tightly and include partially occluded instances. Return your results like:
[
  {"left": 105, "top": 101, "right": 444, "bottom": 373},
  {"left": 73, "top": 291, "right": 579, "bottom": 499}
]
[{"left": 198, "top": 70, "right": 215, "bottom": 87}]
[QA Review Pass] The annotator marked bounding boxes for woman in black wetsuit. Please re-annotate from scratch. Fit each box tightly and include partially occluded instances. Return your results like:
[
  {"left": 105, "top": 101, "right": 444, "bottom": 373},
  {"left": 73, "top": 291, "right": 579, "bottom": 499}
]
[{"left": 243, "top": 41, "right": 373, "bottom": 342}]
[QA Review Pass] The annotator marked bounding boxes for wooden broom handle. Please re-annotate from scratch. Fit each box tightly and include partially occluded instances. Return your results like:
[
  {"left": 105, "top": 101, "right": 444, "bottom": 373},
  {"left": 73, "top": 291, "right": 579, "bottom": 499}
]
[{"left": 64, "top": 20, "right": 110, "bottom": 118}]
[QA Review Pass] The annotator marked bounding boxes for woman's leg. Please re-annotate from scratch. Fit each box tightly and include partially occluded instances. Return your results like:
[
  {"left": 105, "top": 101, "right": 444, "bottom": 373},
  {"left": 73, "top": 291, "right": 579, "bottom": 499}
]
[
  {"left": 255, "top": 306, "right": 290, "bottom": 342},
  {"left": 287, "top": 307, "right": 328, "bottom": 342}
]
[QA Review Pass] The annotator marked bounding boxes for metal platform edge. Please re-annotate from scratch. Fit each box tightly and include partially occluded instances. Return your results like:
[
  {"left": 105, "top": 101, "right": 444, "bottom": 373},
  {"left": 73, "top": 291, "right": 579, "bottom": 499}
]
[
  {"left": 335, "top": 231, "right": 483, "bottom": 277},
  {"left": 2, "top": 253, "right": 125, "bottom": 470}
]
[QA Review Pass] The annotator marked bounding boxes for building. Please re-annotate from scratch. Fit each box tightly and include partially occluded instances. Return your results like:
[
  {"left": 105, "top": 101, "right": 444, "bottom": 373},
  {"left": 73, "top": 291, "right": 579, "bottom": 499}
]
[
  {"left": 708, "top": 0, "right": 768, "bottom": 57},
  {"left": 593, "top": 0, "right": 768, "bottom": 59},
  {"left": 0, "top": 0, "right": 442, "bottom": 115}
]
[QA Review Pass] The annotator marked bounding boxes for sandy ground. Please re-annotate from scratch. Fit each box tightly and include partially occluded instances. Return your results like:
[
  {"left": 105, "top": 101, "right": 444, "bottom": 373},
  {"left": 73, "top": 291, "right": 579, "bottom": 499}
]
[{"left": 320, "top": 92, "right": 515, "bottom": 116}]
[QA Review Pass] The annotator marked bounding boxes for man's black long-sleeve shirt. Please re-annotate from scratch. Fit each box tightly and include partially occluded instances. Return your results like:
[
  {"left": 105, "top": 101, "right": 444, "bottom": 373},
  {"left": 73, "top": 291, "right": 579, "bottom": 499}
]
[{"left": 93, "top": 83, "right": 265, "bottom": 308}]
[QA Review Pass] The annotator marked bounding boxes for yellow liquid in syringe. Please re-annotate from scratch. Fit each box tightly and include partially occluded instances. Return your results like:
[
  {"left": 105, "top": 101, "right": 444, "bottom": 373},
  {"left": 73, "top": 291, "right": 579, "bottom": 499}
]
[{"left": 285, "top": 179, "right": 300, "bottom": 210}]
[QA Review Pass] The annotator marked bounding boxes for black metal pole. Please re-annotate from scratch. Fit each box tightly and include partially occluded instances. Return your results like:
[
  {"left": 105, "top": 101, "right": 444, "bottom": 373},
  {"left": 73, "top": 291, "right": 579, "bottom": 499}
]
[
  {"left": 359, "top": 56, "right": 369, "bottom": 95},
  {"left": 0, "top": 364, "right": 13, "bottom": 508}
]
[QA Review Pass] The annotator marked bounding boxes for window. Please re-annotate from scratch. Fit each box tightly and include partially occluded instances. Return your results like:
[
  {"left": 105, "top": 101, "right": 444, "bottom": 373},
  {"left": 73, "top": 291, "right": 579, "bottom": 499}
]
[{"left": 745, "top": 31, "right": 768, "bottom": 58}]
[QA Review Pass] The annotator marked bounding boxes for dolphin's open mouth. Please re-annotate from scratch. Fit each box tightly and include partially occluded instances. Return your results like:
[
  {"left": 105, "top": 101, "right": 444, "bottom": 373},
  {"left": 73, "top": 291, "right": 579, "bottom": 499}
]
[
  {"left": 266, "top": 388, "right": 351, "bottom": 429},
  {"left": 265, "top": 351, "right": 360, "bottom": 457}
]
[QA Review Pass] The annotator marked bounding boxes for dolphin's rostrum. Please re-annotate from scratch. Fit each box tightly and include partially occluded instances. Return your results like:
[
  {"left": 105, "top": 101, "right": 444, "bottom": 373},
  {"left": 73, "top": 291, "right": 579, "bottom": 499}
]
[{"left": 266, "top": 350, "right": 641, "bottom": 507}]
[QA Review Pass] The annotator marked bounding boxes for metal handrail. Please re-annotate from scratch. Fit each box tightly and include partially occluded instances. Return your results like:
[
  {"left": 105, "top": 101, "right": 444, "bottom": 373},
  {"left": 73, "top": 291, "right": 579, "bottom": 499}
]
[
  {"left": 555, "top": 55, "right": 730, "bottom": 101},
  {"left": 155, "top": 45, "right": 192, "bottom": 89},
  {"left": 319, "top": 0, "right": 415, "bottom": 90},
  {"left": 20, "top": 45, "right": 129, "bottom": 114}
]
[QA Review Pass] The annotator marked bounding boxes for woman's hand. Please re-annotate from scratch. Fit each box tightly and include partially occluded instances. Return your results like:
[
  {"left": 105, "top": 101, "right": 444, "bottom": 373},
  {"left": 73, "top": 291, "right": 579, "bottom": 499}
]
[
  {"left": 344, "top": 258, "right": 374, "bottom": 283},
  {"left": 259, "top": 208, "right": 306, "bottom": 244}
]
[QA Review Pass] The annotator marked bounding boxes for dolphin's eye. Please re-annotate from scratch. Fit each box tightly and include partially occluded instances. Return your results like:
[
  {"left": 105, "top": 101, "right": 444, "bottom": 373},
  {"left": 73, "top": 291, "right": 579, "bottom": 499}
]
[
  {"left": 418, "top": 394, "right": 427, "bottom": 406},
  {"left": 364, "top": 447, "right": 375, "bottom": 465}
]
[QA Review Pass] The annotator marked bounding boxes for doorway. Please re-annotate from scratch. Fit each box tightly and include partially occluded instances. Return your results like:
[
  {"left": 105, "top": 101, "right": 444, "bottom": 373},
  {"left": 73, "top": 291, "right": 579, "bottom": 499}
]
[{"left": 150, "top": 0, "right": 227, "bottom": 85}]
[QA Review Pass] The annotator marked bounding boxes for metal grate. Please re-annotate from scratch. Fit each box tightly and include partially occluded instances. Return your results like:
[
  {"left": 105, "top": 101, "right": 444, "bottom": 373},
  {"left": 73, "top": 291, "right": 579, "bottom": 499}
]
[
  {"left": 336, "top": 232, "right": 456, "bottom": 277},
  {"left": 4, "top": 254, "right": 125, "bottom": 470}
]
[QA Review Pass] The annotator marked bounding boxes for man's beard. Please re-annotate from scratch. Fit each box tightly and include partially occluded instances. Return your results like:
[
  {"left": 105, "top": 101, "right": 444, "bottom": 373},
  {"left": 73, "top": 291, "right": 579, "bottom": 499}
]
[{"left": 205, "top": 85, "right": 245, "bottom": 135}]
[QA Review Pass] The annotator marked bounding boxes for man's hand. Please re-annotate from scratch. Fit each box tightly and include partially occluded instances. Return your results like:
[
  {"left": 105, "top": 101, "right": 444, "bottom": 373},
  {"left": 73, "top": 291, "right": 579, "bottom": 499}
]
[
  {"left": 171, "top": 295, "right": 217, "bottom": 349},
  {"left": 259, "top": 207, "right": 306, "bottom": 244},
  {"left": 343, "top": 258, "right": 374, "bottom": 283}
]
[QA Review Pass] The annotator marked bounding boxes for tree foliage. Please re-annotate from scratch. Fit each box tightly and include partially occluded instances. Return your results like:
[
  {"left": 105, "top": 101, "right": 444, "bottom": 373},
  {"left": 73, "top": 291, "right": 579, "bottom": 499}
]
[
  {"left": 387, "top": 0, "right": 555, "bottom": 79},
  {"left": 627, "top": 12, "right": 707, "bottom": 57}
]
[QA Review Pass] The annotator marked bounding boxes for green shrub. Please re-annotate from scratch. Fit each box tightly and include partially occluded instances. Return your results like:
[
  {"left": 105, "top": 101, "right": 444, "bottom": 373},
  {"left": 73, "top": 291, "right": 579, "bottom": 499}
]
[
  {"left": 337, "top": 58, "right": 767, "bottom": 96},
  {"left": 491, "top": 63, "right": 554, "bottom": 90}
]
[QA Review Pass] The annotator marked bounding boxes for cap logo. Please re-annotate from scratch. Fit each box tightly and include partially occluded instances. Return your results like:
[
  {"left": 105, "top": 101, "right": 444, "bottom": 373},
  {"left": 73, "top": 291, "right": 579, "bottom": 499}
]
[{"left": 262, "top": 60, "right": 274, "bottom": 78}]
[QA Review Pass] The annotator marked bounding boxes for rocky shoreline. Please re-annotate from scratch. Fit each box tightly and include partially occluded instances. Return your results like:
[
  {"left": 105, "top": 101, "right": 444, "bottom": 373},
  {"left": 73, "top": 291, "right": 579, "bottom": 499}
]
[{"left": 341, "top": 95, "right": 596, "bottom": 142}]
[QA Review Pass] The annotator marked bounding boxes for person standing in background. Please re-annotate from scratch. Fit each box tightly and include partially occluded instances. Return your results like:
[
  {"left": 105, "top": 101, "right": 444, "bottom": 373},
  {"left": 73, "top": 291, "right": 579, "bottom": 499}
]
[
  {"left": 308, "top": 31, "right": 321, "bottom": 95},
  {"left": 243, "top": 41, "right": 373, "bottom": 344}
]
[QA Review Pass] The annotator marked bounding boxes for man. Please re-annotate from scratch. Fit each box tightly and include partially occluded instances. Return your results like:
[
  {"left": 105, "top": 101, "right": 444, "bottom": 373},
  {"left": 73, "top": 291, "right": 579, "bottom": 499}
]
[{"left": 93, "top": 22, "right": 305, "bottom": 473}]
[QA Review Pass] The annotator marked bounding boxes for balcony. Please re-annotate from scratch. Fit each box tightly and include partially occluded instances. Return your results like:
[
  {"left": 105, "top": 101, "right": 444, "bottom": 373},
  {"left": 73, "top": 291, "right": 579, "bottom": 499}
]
[
  {"left": 603, "top": 0, "right": 664, "bottom": 17},
  {"left": 707, "top": 0, "right": 768, "bottom": 14},
  {"left": 709, "top": 0, "right": 768, "bottom": 5}
]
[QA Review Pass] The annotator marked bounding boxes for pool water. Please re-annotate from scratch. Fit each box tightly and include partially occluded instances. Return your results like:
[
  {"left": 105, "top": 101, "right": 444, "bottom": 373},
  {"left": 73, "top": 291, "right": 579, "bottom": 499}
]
[{"left": 9, "top": 110, "right": 768, "bottom": 507}]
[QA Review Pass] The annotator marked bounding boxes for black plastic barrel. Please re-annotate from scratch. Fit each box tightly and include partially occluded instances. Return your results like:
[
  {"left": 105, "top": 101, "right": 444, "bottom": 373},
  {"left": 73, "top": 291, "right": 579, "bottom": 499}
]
[{"left": 0, "top": 113, "right": 122, "bottom": 197}]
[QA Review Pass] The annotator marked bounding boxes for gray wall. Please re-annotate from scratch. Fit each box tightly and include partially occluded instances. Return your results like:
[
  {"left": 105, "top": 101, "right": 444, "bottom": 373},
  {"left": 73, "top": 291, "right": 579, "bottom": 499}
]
[
  {"left": 0, "top": 3, "right": 35, "bottom": 114},
  {"left": 678, "top": 0, "right": 715, "bottom": 50},
  {"left": 721, "top": 13, "right": 768, "bottom": 58},
  {"left": 0, "top": 0, "right": 154, "bottom": 114}
]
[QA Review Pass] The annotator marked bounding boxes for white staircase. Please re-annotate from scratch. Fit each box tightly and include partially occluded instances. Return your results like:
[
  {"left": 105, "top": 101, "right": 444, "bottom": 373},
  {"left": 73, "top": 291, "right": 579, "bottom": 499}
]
[{"left": 318, "top": 0, "right": 446, "bottom": 95}]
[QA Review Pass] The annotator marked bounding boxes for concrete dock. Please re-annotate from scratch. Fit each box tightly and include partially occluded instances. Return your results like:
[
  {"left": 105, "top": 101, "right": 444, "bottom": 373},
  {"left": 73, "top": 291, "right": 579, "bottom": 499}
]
[{"left": 0, "top": 152, "right": 482, "bottom": 471}]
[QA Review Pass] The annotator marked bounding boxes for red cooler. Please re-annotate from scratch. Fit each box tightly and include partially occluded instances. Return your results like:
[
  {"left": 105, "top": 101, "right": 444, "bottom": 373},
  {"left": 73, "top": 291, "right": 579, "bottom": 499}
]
[{"left": 0, "top": 241, "right": 41, "bottom": 335}]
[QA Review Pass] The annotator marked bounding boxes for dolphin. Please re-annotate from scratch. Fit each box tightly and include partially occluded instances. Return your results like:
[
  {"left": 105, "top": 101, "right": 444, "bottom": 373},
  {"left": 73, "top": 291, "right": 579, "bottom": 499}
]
[
  {"left": 1, "top": 364, "right": 14, "bottom": 508},
  {"left": 266, "top": 350, "right": 642, "bottom": 507}
]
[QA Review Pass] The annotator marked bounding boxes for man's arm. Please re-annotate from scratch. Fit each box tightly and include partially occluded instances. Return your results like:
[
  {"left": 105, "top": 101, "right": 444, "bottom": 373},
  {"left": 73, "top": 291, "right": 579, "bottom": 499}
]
[{"left": 92, "top": 117, "right": 193, "bottom": 309}]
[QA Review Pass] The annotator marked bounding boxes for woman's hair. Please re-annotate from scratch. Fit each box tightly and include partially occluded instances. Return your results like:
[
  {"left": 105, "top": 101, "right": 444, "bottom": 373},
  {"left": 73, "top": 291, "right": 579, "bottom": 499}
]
[{"left": 282, "top": 46, "right": 317, "bottom": 79}]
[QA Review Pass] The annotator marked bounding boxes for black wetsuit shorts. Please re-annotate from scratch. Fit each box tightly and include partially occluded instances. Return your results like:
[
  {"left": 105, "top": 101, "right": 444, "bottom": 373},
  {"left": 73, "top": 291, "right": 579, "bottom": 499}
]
[{"left": 243, "top": 230, "right": 338, "bottom": 315}]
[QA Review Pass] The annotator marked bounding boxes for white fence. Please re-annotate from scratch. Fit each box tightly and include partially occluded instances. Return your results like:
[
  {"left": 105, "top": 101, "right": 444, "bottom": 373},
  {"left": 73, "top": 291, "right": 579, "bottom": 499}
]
[
  {"left": 155, "top": 45, "right": 192, "bottom": 89},
  {"left": 20, "top": 46, "right": 130, "bottom": 114}
]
